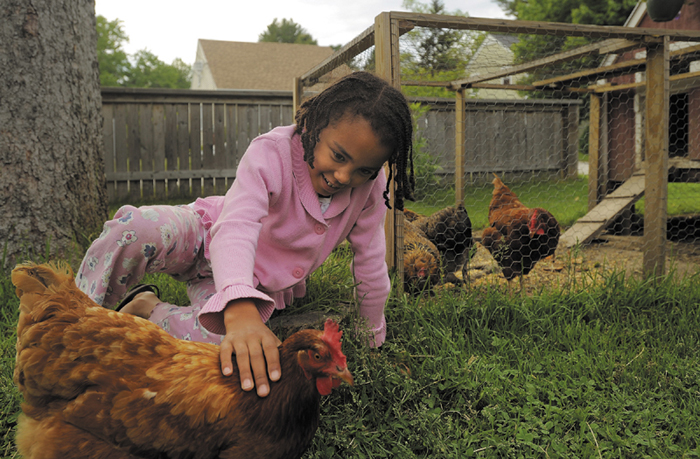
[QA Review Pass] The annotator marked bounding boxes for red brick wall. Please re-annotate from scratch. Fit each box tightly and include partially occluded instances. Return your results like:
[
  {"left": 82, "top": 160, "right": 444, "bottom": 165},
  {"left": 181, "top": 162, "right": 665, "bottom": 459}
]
[
  {"left": 605, "top": 2, "right": 700, "bottom": 179},
  {"left": 608, "top": 92, "right": 638, "bottom": 181}
]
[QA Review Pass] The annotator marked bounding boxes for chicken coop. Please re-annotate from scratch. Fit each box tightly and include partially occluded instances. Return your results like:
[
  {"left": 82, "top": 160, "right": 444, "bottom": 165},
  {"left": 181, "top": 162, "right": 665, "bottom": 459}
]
[{"left": 294, "top": 8, "right": 700, "bottom": 288}]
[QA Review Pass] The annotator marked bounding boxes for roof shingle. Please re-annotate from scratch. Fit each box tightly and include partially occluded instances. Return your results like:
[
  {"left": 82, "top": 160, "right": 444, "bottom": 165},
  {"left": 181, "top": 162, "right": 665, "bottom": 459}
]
[{"left": 198, "top": 39, "right": 336, "bottom": 91}]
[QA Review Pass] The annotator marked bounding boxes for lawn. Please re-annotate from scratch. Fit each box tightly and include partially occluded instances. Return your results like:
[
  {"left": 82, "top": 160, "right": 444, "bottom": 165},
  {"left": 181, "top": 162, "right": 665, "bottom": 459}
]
[
  {"left": 409, "top": 177, "right": 700, "bottom": 232},
  {"left": 2, "top": 240, "right": 700, "bottom": 457},
  {"left": 3, "top": 178, "right": 700, "bottom": 457},
  {"left": 406, "top": 177, "right": 591, "bottom": 232}
]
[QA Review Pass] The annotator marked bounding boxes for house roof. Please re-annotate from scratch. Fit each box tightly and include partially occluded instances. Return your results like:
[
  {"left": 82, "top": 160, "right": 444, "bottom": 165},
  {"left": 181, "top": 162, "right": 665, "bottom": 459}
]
[
  {"left": 198, "top": 40, "right": 336, "bottom": 91},
  {"left": 491, "top": 34, "right": 519, "bottom": 50}
]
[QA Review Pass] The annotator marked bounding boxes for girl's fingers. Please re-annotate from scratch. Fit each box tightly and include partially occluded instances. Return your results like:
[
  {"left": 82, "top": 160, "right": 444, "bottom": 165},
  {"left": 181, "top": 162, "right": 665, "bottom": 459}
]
[
  {"left": 219, "top": 339, "right": 235, "bottom": 377},
  {"left": 246, "top": 341, "right": 270, "bottom": 397},
  {"left": 263, "top": 335, "right": 282, "bottom": 382}
]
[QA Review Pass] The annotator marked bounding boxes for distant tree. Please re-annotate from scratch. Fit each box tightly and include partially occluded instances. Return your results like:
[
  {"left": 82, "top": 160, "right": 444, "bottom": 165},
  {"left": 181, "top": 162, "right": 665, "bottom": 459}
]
[
  {"left": 96, "top": 16, "right": 130, "bottom": 86},
  {"left": 96, "top": 15, "right": 191, "bottom": 88},
  {"left": 414, "top": 0, "right": 464, "bottom": 73},
  {"left": 495, "top": 0, "right": 636, "bottom": 25},
  {"left": 400, "top": 0, "right": 484, "bottom": 98},
  {"left": 128, "top": 51, "right": 191, "bottom": 89},
  {"left": 259, "top": 18, "right": 317, "bottom": 45},
  {"left": 493, "top": 0, "right": 637, "bottom": 65}
]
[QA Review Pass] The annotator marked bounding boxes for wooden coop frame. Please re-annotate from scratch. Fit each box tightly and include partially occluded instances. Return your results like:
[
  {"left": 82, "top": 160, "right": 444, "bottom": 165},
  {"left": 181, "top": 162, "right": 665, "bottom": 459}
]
[{"left": 294, "top": 12, "right": 700, "bottom": 283}]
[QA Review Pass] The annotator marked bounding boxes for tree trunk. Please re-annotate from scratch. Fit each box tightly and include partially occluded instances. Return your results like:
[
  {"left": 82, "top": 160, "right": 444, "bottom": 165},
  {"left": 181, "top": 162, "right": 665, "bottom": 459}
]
[{"left": 0, "top": 0, "right": 108, "bottom": 269}]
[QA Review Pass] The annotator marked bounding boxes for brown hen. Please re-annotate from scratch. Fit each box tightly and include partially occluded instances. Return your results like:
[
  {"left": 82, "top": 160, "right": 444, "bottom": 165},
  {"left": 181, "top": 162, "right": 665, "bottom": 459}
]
[
  {"left": 12, "top": 262, "right": 353, "bottom": 459},
  {"left": 402, "top": 219, "right": 441, "bottom": 293},
  {"left": 481, "top": 175, "right": 561, "bottom": 285},
  {"left": 409, "top": 203, "right": 474, "bottom": 279}
]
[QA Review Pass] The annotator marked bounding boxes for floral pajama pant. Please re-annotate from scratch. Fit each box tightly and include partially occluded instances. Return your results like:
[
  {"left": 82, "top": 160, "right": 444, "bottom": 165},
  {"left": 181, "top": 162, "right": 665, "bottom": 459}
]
[{"left": 76, "top": 204, "right": 224, "bottom": 344}]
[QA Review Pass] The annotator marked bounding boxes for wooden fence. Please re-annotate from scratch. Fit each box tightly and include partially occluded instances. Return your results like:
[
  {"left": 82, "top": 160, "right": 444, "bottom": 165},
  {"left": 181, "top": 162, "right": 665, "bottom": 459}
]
[
  {"left": 101, "top": 88, "right": 580, "bottom": 204},
  {"left": 414, "top": 97, "right": 581, "bottom": 182},
  {"left": 101, "top": 87, "right": 294, "bottom": 203}
]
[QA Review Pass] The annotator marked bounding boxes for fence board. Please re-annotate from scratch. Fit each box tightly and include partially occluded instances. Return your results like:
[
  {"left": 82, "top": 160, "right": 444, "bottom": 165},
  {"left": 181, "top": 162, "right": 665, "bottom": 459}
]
[
  {"left": 189, "top": 104, "right": 202, "bottom": 198},
  {"left": 201, "top": 103, "right": 215, "bottom": 196},
  {"left": 175, "top": 104, "right": 190, "bottom": 199},
  {"left": 102, "top": 104, "right": 115, "bottom": 202},
  {"left": 127, "top": 104, "right": 141, "bottom": 201},
  {"left": 153, "top": 104, "right": 166, "bottom": 199},
  {"left": 282, "top": 105, "right": 294, "bottom": 125},
  {"left": 214, "top": 103, "right": 227, "bottom": 192},
  {"left": 270, "top": 105, "right": 281, "bottom": 131},
  {"left": 237, "top": 104, "right": 252, "bottom": 159},
  {"left": 226, "top": 104, "right": 240, "bottom": 175},
  {"left": 164, "top": 104, "right": 177, "bottom": 200},
  {"left": 140, "top": 103, "right": 155, "bottom": 199},
  {"left": 260, "top": 105, "right": 272, "bottom": 137}
]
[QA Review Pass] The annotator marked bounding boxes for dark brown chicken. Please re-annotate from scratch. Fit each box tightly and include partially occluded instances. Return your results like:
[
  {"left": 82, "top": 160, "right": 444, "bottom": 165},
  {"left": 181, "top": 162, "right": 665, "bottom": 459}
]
[
  {"left": 410, "top": 203, "right": 474, "bottom": 278},
  {"left": 12, "top": 262, "right": 353, "bottom": 459},
  {"left": 481, "top": 175, "right": 560, "bottom": 283},
  {"left": 403, "top": 219, "right": 441, "bottom": 293}
]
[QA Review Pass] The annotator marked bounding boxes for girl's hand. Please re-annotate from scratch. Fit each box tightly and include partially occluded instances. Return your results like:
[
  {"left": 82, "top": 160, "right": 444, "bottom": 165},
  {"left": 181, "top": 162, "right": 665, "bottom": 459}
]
[{"left": 220, "top": 299, "right": 282, "bottom": 397}]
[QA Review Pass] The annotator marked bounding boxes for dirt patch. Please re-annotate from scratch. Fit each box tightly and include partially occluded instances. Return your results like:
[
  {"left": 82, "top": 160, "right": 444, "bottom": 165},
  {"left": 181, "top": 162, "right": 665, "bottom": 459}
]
[{"left": 452, "top": 231, "right": 700, "bottom": 295}]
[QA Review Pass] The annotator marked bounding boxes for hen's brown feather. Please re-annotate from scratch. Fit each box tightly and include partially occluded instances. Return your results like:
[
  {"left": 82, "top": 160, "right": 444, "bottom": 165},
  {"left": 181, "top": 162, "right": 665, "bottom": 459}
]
[
  {"left": 482, "top": 176, "right": 561, "bottom": 281},
  {"left": 403, "top": 220, "right": 441, "bottom": 293},
  {"left": 13, "top": 262, "right": 351, "bottom": 459},
  {"left": 410, "top": 203, "right": 474, "bottom": 276}
]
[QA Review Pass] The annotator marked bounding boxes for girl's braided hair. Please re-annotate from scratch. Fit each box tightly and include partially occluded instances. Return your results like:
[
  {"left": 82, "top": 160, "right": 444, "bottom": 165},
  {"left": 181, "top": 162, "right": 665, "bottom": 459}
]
[{"left": 294, "top": 71, "right": 415, "bottom": 210}]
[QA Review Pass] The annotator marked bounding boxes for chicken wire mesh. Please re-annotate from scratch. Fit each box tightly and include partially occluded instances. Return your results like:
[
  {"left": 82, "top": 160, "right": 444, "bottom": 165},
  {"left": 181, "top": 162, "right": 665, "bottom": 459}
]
[{"left": 297, "top": 12, "right": 700, "bottom": 291}]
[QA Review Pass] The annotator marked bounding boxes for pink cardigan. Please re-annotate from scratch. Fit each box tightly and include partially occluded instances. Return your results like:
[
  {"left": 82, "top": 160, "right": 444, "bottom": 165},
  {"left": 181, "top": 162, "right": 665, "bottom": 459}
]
[{"left": 194, "top": 125, "right": 390, "bottom": 345}]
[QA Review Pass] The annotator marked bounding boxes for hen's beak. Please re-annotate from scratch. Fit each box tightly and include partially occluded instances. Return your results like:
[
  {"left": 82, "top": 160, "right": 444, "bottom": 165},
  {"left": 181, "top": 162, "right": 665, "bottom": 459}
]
[{"left": 334, "top": 366, "right": 354, "bottom": 386}]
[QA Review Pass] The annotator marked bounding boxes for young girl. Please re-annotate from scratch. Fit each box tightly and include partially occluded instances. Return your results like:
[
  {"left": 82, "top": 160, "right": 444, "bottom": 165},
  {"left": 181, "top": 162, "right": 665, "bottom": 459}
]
[{"left": 76, "top": 71, "right": 414, "bottom": 398}]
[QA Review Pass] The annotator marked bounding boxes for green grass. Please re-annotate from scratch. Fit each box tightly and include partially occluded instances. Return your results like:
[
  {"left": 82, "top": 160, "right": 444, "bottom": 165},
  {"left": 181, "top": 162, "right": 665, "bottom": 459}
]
[
  {"left": 306, "top": 268, "right": 700, "bottom": 458},
  {"left": 3, "top": 185, "right": 700, "bottom": 457},
  {"left": 407, "top": 177, "right": 590, "bottom": 231},
  {"left": 1, "top": 271, "right": 21, "bottom": 459},
  {"left": 638, "top": 182, "right": 700, "bottom": 216},
  {"left": 408, "top": 177, "right": 700, "bottom": 232},
  {"left": 3, "top": 244, "right": 700, "bottom": 458}
]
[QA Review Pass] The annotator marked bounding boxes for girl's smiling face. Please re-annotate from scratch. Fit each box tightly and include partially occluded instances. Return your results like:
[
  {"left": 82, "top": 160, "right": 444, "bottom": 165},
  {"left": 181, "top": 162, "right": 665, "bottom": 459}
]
[{"left": 308, "top": 115, "right": 392, "bottom": 197}]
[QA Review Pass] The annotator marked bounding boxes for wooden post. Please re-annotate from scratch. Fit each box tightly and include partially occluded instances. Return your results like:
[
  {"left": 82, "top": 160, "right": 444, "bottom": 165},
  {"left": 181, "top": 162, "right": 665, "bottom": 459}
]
[
  {"left": 292, "top": 77, "right": 303, "bottom": 118},
  {"left": 374, "top": 12, "right": 404, "bottom": 282},
  {"left": 455, "top": 88, "right": 466, "bottom": 204},
  {"left": 563, "top": 104, "right": 579, "bottom": 179},
  {"left": 588, "top": 94, "right": 601, "bottom": 211},
  {"left": 643, "top": 37, "right": 670, "bottom": 278},
  {"left": 600, "top": 93, "right": 609, "bottom": 193}
]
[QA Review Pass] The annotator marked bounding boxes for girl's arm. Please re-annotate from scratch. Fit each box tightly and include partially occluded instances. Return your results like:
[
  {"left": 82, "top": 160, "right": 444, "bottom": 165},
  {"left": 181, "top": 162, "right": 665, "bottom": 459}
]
[
  {"left": 346, "top": 171, "right": 391, "bottom": 346},
  {"left": 202, "top": 135, "right": 287, "bottom": 395},
  {"left": 219, "top": 298, "right": 281, "bottom": 398}
]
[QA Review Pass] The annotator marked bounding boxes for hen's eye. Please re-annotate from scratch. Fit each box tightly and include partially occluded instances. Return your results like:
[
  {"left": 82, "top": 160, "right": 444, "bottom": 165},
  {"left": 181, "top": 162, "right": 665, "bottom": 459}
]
[{"left": 314, "top": 353, "right": 321, "bottom": 360}]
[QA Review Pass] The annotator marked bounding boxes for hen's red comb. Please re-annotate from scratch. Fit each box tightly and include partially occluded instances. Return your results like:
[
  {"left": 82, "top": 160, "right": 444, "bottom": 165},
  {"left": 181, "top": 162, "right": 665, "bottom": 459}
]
[{"left": 321, "top": 318, "right": 347, "bottom": 367}]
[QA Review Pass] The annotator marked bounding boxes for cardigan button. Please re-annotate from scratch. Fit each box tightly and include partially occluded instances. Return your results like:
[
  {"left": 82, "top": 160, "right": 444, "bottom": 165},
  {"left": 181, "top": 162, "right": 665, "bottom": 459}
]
[
  {"left": 292, "top": 267, "right": 304, "bottom": 278},
  {"left": 314, "top": 224, "right": 325, "bottom": 235}
]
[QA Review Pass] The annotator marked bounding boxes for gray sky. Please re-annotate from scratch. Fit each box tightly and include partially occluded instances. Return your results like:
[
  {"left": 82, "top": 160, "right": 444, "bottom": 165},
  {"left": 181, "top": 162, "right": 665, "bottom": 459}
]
[{"left": 95, "top": 0, "right": 510, "bottom": 65}]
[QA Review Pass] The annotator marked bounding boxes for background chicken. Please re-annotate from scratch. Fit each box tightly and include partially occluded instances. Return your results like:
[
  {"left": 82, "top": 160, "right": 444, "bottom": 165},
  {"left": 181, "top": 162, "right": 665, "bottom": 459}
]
[
  {"left": 12, "top": 262, "right": 353, "bottom": 459},
  {"left": 481, "top": 174, "right": 561, "bottom": 285},
  {"left": 409, "top": 203, "right": 474, "bottom": 281},
  {"left": 403, "top": 219, "right": 441, "bottom": 293}
]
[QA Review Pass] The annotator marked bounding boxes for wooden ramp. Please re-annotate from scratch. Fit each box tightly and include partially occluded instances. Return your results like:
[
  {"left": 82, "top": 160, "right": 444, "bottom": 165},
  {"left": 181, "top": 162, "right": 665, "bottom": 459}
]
[
  {"left": 559, "top": 170, "right": 645, "bottom": 248},
  {"left": 559, "top": 157, "right": 700, "bottom": 249}
]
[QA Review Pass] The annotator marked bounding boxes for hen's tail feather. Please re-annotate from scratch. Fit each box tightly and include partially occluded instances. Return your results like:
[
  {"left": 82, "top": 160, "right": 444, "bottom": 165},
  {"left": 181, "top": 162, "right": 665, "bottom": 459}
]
[{"left": 491, "top": 173, "right": 507, "bottom": 190}]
